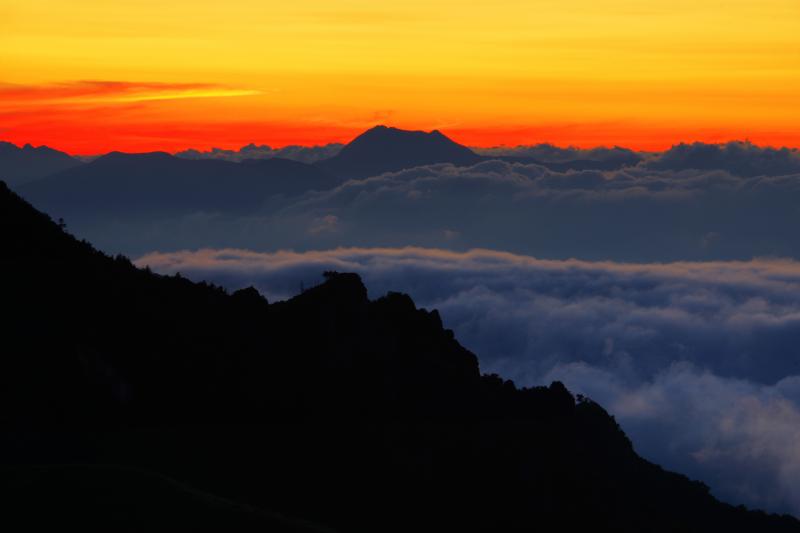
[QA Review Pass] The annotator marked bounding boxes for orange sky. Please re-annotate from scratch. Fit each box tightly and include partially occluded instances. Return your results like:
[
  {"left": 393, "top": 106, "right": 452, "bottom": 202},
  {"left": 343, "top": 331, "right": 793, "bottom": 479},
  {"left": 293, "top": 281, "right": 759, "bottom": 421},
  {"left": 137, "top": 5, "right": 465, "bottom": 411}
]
[{"left": 1, "top": 0, "right": 799, "bottom": 154}]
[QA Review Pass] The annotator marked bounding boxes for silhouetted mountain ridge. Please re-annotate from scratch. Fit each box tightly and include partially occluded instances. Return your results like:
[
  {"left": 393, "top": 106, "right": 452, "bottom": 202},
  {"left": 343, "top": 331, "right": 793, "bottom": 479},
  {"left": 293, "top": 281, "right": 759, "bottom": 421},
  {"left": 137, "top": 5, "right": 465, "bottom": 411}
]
[{"left": 1, "top": 181, "right": 797, "bottom": 532}]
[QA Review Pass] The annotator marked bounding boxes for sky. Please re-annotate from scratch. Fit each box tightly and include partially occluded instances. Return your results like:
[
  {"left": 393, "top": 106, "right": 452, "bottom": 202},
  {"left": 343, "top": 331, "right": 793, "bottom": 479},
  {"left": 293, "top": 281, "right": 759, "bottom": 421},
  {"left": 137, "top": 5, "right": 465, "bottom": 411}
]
[{"left": 2, "top": 0, "right": 799, "bottom": 153}]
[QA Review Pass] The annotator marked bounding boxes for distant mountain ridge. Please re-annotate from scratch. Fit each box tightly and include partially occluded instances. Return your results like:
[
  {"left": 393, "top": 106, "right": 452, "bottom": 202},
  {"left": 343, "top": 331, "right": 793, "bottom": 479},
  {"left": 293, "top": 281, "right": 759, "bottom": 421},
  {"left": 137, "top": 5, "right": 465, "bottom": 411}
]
[
  {"left": 1, "top": 180, "right": 798, "bottom": 532},
  {"left": 0, "top": 141, "right": 82, "bottom": 186},
  {"left": 18, "top": 150, "right": 340, "bottom": 220}
]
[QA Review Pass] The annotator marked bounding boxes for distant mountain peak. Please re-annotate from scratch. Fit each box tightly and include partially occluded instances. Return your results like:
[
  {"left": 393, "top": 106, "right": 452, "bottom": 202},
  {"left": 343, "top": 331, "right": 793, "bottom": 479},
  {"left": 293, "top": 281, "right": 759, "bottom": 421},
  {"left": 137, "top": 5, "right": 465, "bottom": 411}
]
[
  {"left": 318, "top": 125, "right": 482, "bottom": 179},
  {"left": 355, "top": 125, "right": 453, "bottom": 142}
]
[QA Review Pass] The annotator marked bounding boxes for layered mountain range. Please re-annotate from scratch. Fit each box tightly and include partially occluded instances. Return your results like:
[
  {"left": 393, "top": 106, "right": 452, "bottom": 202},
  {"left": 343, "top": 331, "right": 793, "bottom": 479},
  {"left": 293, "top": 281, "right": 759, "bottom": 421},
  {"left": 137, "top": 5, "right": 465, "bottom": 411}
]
[
  {"left": 6, "top": 127, "right": 800, "bottom": 262},
  {"left": 5, "top": 126, "right": 640, "bottom": 219}
]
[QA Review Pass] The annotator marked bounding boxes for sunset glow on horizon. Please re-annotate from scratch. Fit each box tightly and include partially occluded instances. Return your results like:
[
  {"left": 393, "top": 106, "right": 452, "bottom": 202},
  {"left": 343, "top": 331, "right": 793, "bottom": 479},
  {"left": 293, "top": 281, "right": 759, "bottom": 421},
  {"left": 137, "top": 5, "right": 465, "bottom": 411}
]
[{"left": 2, "top": 0, "right": 799, "bottom": 153}]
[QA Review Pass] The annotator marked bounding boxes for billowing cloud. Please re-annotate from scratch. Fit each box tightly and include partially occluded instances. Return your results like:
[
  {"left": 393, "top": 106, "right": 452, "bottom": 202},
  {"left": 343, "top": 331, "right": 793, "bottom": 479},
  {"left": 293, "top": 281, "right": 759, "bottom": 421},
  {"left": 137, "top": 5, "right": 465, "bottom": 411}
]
[
  {"left": 642, "top": 141, "right": 800, "bottom": 177},
  {"left": 135, "top": 246, "right": 800, "bottom": 515},
  {"left": 259, "top": 159, "right": 800, "bottom": 261},
  {"left": 546, "top": 362, "right": 800, "bottom": 514},
  {"left": 474, "top": 141, "right": 800, "bottom": 178},
  {"left": 175, "top": 142, "right": 343, "bottom": 164},
  {"left": 474, "top": 143, "right": 643, "bottom": 165}
]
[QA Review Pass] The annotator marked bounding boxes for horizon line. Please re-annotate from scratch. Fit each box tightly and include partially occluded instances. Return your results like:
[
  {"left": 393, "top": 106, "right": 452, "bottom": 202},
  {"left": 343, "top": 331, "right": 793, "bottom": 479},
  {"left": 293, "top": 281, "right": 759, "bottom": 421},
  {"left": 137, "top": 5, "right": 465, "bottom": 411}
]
[{"left": 4, "top": 127, "right": 800, "bottom": 158}]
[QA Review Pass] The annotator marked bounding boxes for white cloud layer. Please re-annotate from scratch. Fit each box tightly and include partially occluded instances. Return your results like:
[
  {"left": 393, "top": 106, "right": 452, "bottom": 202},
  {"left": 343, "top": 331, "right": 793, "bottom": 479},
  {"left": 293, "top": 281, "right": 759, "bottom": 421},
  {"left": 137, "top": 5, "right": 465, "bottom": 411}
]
[{"left": 136, "top": 246, "right": 800, "bottom": 515}]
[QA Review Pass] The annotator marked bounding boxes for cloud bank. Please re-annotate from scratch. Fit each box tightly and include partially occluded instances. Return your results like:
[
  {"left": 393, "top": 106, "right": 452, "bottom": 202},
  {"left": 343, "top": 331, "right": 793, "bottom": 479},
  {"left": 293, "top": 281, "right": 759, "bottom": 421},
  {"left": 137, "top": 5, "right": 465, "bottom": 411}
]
[
  {"left": 261, "top": 158, "right": 800, "bottom": 261},
  {"left": 474, "top": 141, "right": 800, "bottom": 177},
  {"left": 136, "top": 247, "right": 800, "bottom": 515},
  {"left": 474, "top": 143, "right": 643, "bottom": 164},
  {"left": 642, "top": 141, "right": 800, "bottom": 177}
]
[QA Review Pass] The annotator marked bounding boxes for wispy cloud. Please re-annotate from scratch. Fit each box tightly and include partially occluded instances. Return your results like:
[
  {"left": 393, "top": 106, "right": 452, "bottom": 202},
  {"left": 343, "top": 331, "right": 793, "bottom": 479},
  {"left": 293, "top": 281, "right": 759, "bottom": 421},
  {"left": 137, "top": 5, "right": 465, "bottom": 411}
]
[{"left": 0, "top": 80, "right": 259, "bottom": 107}]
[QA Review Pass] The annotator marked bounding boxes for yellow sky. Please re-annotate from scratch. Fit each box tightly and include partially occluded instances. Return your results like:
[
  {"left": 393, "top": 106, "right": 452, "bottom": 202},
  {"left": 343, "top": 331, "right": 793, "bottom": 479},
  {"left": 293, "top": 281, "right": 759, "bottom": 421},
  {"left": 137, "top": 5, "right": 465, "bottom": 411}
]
[{"left": 1, "top": 0, "right": 799, "bottom": 152}]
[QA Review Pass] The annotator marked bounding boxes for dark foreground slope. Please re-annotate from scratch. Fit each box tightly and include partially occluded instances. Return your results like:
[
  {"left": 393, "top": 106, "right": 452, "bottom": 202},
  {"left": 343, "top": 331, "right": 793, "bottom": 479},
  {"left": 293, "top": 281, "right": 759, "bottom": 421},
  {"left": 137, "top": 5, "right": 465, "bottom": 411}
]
[{"left": 0, "top": 181, "right": 797, "bottom": 532}]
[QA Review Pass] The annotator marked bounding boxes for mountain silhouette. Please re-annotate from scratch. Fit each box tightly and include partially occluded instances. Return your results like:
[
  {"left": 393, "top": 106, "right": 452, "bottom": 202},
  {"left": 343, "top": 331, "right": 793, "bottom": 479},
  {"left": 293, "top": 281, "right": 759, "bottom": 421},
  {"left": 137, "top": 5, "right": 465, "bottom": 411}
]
[
  {"left": 0, "top": 141, "right": 82, "bottom": 186},
  {"left": 18, "top": 151, "right": 340, "bottom": 220},
  {"left": 1, "top": 180, "right": 798, "bottom": 532},
  {"left": 317, "top": 125, "right": 484, "bottom": 179}
]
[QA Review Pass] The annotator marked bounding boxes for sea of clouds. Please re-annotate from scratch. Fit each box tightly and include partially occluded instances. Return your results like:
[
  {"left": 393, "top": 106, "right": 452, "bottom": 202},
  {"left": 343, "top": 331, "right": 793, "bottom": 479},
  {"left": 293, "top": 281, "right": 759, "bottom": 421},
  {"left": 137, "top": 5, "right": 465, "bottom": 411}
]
[
  {"left": 74, "top": 142, "right": 800, "bottom": 261},
  {"left": 136, "top": 247, "right": 800, "bottom": 515}
]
